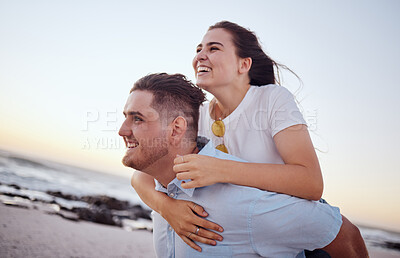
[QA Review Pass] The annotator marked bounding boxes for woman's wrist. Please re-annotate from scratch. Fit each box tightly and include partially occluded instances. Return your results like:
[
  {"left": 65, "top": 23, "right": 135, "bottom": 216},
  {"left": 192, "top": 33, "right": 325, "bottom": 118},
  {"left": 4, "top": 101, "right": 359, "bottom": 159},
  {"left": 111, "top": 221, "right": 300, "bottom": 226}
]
[
  {"left": 218, "top": 159, "right": 234, "bottom": 184},
  {"left": 157, "top": 194, "right": 174, "bottom": 216},
  {"left": 220, "top": 160, "right": 249, "bottom": 186}
]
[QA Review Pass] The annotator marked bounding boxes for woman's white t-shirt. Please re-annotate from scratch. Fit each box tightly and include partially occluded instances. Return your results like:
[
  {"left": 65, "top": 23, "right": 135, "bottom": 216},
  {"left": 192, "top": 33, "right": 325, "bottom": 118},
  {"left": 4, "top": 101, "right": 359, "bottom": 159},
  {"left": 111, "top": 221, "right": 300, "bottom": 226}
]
[{"left": 198, "top": 85, "right": 306, "bottom": 164}]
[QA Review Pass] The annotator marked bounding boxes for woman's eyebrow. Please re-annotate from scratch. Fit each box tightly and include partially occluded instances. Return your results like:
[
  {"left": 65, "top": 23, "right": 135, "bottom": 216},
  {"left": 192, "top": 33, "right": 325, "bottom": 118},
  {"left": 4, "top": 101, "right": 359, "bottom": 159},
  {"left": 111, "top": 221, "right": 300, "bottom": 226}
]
[
  {"left": 197, "top": 42, "right": 224, "bottom": 48},
  {"left": 207, "top": 42, "right": 224, "bottom": 47}
]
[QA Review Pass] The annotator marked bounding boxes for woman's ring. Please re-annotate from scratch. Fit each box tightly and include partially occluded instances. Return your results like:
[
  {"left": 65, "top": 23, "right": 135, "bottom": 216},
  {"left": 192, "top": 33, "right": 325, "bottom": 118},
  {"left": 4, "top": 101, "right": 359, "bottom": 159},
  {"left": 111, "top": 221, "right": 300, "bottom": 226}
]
[
  {"left": 193, "top": 204, "right": 197, "bottom": 210},
  {"left": 195, "top": 227, "right": 200, "bottom": 235},
  {"left": 181, "top": 156, "right": 185, "bottom": 163},
  {"left": 187, "top": 232, "right": 193, "bottom": 238}
]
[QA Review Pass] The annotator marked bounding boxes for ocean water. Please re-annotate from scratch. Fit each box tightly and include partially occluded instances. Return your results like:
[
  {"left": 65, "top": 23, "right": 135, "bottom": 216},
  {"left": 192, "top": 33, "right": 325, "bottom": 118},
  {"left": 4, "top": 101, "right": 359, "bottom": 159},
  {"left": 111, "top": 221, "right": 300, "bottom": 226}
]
[
  {"left": 0, "top": 148, "right": 399, "bottom": 255},
  {"left": 0, "top": 149, "right": 143, "bottom": 206}
]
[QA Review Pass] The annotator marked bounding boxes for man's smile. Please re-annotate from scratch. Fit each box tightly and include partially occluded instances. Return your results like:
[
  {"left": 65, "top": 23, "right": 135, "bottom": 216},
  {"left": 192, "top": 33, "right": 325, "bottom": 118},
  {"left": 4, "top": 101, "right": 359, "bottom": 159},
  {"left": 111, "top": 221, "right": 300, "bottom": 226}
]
[{"left": 126, "top": 138, "right": 139, "bottom": 149}]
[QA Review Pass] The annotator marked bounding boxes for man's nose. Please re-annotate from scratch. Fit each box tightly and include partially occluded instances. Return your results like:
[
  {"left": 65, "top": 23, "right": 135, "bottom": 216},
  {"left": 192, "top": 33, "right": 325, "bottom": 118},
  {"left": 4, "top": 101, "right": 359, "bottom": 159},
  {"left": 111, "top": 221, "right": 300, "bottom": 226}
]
[{"left": 118, "top": 120, "right": 131, "bottom": 137}]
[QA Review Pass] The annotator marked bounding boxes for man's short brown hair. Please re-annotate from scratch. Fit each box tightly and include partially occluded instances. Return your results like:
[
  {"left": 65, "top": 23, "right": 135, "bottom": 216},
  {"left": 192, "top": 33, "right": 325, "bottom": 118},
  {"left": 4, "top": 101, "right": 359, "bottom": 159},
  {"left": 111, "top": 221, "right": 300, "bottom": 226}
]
[{"left": 130, "top": 73, "right": 206, "bottom": 141}]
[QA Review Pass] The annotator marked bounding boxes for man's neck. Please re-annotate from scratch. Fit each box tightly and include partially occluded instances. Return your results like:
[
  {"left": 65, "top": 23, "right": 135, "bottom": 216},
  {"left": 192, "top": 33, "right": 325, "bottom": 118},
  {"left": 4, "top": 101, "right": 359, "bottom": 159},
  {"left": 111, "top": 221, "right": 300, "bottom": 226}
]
[{"left": 147, "top": 141, "right": 198, "bottom": 188}]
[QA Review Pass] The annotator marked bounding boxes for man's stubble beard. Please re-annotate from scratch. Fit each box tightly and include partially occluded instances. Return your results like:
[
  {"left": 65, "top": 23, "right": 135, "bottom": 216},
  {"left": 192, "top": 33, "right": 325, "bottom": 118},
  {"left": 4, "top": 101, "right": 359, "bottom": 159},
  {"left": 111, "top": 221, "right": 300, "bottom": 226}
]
[{"left": 122, "top": 136, "right": 169, "bottom": 171}]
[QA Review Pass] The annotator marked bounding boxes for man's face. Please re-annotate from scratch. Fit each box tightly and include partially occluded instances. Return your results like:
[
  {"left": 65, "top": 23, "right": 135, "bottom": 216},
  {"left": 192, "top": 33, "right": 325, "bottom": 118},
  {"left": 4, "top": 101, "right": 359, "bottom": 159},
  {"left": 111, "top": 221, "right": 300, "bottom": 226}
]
[{"left": 118, "top": 90, "right": 169, "bottom": 171}]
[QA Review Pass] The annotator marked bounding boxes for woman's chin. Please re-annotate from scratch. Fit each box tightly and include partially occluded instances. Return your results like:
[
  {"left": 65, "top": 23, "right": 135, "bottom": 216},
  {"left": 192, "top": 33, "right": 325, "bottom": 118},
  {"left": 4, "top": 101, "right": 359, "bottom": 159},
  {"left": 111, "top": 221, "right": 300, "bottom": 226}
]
[{"left": 195, "top": 80, "right": 210, "bottom": 91}]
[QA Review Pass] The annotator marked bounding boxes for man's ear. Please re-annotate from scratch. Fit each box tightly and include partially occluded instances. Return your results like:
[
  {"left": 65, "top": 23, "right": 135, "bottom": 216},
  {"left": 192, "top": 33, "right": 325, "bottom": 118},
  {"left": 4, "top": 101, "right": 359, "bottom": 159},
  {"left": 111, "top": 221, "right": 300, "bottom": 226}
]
[
  {"left": 169, "top": 116, "right": 187, "bottom": 146},
  {"left": 239, "top": 57, "right": 252, "bottom": 74}
]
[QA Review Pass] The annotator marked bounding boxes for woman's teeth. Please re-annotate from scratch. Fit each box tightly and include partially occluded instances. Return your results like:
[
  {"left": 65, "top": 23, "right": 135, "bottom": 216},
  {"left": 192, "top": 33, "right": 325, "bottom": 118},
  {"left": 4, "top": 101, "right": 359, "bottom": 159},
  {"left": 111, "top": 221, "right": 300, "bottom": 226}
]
[{"left": 197, "top": 66, "right": 211, "bottom": 73}]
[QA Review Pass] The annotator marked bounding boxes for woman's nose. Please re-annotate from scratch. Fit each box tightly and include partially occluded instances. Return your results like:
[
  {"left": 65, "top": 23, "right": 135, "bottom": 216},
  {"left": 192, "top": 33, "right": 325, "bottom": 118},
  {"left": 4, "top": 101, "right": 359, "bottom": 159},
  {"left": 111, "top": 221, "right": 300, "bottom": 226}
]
[{"left": 196, "top": 49, "right": 207, "bottom": 61}]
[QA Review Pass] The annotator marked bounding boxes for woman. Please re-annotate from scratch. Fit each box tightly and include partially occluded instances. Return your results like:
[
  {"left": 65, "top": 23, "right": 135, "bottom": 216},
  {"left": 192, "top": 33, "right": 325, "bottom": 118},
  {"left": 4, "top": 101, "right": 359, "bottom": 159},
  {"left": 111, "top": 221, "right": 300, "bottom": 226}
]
[{"left": 132, "top": 21, "right": 367, "bottom": 257}]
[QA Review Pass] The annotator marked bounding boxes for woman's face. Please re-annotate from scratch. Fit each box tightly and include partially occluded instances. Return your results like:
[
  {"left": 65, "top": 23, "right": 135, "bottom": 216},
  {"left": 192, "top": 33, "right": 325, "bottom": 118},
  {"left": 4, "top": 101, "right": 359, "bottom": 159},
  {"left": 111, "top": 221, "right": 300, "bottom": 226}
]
[{"left": 192, "top": 28, "right": 242, "bottom": 92}]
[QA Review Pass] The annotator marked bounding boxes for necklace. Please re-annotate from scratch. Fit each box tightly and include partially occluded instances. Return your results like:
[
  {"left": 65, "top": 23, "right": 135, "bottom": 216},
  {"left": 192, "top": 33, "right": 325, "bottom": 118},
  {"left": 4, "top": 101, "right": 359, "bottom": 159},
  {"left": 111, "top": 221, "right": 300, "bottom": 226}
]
[{"left": 211, "top": 99, "right": 228, "bottom": 153}]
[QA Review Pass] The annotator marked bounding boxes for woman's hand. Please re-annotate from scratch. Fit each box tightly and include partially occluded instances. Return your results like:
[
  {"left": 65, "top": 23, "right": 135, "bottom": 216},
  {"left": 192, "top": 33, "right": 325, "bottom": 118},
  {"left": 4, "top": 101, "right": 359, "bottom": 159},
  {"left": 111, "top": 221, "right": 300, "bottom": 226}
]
[
  {"left": 173, "top": 154, "right": 226, "bottom": 188},
  {"left": 160, "top": 197, "right": 224, "bottom": 252}
]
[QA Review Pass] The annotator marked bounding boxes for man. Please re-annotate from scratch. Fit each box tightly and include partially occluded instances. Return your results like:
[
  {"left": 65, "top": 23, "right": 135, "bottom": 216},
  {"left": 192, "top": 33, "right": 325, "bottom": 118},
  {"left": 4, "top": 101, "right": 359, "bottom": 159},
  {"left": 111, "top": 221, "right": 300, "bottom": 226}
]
[{"left": 119, "top": 73, "right": 368, "bottom": 257}]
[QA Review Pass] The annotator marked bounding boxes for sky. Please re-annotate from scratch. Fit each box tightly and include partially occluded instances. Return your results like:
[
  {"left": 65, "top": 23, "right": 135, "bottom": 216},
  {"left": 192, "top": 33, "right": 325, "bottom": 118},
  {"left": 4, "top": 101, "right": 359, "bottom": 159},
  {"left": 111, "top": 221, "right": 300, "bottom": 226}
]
[{"left": 1, "top": 0, "right": 399, "bottom": 232}]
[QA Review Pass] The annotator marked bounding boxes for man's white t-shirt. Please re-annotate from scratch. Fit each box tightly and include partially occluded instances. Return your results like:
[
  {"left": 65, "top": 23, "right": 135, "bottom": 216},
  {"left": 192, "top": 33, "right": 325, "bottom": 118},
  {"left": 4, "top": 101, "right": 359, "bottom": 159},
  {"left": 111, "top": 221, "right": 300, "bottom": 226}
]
[{"left": 198, "top": 84, "right": 307, "bottom": 164}]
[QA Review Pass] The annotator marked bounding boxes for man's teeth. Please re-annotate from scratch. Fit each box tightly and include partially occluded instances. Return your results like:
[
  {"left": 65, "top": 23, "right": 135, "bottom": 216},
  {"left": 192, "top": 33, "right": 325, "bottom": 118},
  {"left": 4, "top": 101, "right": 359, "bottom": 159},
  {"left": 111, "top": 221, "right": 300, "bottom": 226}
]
[
  {"left": 127, "top": 142, "right": 139, "bottom": 148},
  {"left": 197, "top": 66, "right": 211, "bottom": 73}
]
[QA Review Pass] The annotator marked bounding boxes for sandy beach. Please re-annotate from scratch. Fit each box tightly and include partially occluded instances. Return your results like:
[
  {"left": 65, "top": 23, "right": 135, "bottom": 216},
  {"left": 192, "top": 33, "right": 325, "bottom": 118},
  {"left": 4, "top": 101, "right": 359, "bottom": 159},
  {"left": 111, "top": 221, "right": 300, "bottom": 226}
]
[
  {"left": 0, "top": 204, "right": 155, "bottom": 258},
  {"left": 368, "top": 248, "right": 400, "bottom": 258},
  {"left": 1, "top": 203, "right": 399, "bottom": 258}
]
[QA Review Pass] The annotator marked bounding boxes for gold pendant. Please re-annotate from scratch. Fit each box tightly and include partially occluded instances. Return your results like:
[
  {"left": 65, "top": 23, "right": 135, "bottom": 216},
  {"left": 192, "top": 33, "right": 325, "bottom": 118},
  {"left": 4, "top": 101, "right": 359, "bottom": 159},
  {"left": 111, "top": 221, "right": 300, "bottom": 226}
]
[
  {"left": 216, "top": 144, "right": 228, "bottom": 153},
  {"left": 212, "top": 120, "right": 225, "bottom": 137}
]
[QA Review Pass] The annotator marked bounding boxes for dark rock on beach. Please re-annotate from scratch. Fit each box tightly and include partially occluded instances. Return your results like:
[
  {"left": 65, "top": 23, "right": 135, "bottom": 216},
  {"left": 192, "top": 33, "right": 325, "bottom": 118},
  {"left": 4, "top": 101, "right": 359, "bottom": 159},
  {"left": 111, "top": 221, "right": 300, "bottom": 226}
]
[
  {"left": 46, "top": 190, "right": 80, "bottom": 201},
  {"left": 72, "top": 195, "right": 152, "bottom": 226},
  {"left": 382, "top": 241, "right": 400, "bottom": 251},
  {"left": 46, "top": 191, "right": 152, "bottom": 223},
  {"left": 73, "top": 206, "right": 119, "bottom": 226},
  {"left": 81, "top": 195, "right": 131, "bottom": 211},
  {"left": 1, "top": 183, "right": 152, "bottom": 230}
]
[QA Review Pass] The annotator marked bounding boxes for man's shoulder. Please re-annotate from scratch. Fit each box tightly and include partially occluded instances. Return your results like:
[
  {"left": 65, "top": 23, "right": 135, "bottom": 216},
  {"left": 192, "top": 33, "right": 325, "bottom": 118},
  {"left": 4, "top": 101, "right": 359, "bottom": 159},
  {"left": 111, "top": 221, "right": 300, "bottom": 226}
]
[{"left": 198, "top": 141, "right": 247, "bottom": 163}]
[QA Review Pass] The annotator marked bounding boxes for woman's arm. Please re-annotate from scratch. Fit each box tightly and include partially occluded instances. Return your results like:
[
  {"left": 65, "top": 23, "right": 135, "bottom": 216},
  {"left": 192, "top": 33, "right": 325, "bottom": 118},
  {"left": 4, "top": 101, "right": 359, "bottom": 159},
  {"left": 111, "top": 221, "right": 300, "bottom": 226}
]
[
  {"left": 130, "top": 171, "right": 165, "bottom": 212},
  {"left": 131, "top": 171, "right": 224, "bottom": 251},
  {"left": 174, "top": 124, "right": 323, "bottom": 201}
]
